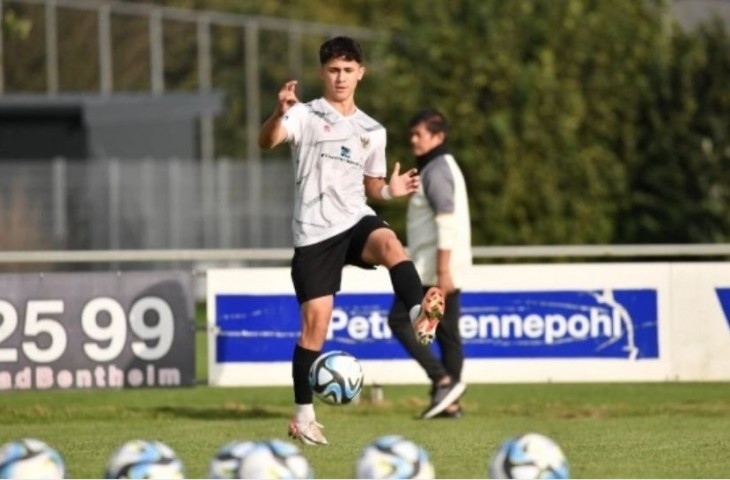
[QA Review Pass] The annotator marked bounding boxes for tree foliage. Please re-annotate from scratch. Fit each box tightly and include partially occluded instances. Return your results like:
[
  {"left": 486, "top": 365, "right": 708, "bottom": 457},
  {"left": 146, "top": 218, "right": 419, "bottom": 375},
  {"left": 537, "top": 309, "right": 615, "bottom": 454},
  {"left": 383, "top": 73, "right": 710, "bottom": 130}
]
[
  {"left": 2, "top": 0, "right": 729, "bottom": 245},
  {"left": 362, "top": 0, "right": 698, "bottom": 245},
  {"left": 363, "top": 0, "right": 729, "bottom": 245}
]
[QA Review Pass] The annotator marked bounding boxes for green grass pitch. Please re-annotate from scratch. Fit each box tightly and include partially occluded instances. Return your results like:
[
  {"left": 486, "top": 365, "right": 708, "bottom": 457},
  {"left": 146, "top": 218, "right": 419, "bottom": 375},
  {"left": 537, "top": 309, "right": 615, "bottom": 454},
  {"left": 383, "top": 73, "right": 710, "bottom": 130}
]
[
  {"left": 1, "top": 381, "right": 729, "bottom": 478},
  {"left": 1, "top": 325, "right": 729, "bottom": 477}
]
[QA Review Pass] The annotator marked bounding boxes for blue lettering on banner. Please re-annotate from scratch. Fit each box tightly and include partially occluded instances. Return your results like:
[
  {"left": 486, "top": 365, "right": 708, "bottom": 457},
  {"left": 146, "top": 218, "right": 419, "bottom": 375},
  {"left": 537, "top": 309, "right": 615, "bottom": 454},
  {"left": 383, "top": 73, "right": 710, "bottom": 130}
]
[
  {"left": 215, "top": 289, "right": 658, "bottom": 362},
  {"left": 716, "top": 288, "right": 730, "bottom": 331}
]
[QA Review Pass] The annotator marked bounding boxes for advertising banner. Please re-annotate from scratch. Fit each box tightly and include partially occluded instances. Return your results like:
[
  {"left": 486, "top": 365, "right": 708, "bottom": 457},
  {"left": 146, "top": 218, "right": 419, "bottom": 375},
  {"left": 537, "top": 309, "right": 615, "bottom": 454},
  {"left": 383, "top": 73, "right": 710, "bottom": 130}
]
[
  {"left": 0, "top": 271, "right": 195, "bottom": 390},
  {"left": 208, "top": 263, "right": 695, "bottom": 386},
  {"left": 669, "top": 263, "right": 730, "bottom": 380},
  {"left": 214, "top": 289, "right": 658, "bottom": 361}
]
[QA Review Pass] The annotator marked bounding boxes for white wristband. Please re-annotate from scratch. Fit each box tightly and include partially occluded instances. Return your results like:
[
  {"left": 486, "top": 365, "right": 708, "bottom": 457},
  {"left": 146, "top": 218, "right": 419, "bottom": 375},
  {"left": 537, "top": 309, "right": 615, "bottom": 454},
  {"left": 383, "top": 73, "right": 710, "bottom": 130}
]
[{"left": 380, "top": 184, "right": 392, "bottom": 200}]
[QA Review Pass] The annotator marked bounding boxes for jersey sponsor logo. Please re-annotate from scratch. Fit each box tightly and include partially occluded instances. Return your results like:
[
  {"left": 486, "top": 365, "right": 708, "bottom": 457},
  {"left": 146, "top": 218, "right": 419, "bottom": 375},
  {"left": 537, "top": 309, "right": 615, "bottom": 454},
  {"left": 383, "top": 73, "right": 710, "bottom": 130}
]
[
  {"left": 716, "top": 288, "right": 730, "bottom": 331},
  {"left": 320, "top": 149, "right": 360, "bottom": 168},
  {"left": 340, "top": 146, "right": 352, "bottom": 159},
  {"left": 214, "top": 288, "right": 658, "bottom": 362}
]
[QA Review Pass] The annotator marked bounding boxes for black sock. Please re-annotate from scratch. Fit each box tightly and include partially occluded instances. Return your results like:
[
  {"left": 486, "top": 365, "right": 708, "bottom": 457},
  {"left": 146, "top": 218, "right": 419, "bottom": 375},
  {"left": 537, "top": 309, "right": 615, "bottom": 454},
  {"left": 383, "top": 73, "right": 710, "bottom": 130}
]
[
  {"left": 389, "top": 260, "right": 423, "bottom": 312},
  {"left": 292, "top": 344, "right": 320, "bottom": 404}
]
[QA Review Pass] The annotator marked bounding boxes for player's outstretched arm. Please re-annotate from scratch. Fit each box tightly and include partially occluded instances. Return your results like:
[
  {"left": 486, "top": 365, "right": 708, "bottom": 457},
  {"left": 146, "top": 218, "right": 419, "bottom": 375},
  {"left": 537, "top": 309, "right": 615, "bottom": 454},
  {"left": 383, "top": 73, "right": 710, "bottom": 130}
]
[{"left": 259, "top": 80, "right": 299, "bottom": 149}]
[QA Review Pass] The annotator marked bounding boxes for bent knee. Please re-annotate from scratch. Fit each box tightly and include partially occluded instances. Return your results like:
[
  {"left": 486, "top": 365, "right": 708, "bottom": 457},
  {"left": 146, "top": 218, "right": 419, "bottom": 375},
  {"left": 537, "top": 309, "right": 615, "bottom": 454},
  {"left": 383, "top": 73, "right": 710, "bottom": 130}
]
[{"left": 366, "top": 230, "right": 407, "bottom": 266}]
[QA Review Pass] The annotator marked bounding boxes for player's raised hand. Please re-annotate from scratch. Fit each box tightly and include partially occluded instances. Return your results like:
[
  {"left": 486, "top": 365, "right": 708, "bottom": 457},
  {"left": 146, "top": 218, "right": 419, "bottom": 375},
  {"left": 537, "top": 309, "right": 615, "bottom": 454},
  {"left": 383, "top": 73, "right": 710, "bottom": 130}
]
[
  {"left": 259, "top": 80, "right": 299, "bottom": 148},
  {"left": 387, "top": 162, "right": 420, "bottom": 198},
  {"left": 277, "top": 80, "right": 299, "bottom": 116}
]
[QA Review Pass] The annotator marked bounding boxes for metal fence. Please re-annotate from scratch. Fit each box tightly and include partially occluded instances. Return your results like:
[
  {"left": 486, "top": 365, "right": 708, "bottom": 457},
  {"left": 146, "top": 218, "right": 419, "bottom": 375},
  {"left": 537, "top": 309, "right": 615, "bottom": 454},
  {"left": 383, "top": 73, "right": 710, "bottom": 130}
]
[
  {"left": 0, "top": 0, "right": 382, "bottom": 162},
  {"left": 0, "top": 0, "right": 389, "bottom": 270},
  {"left": 0, "top": 157, "right": 295, "bottom": 253},
  {"left": 0, "top": 1, "right": 384, "bottom": 261}
]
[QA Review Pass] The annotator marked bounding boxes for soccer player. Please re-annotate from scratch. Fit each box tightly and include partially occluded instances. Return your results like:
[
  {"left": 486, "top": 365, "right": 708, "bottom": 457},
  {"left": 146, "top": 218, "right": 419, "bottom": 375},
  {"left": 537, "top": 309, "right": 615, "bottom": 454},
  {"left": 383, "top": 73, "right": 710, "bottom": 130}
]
[
  {"left": 388, "top": 108, "right": 472, "bottom": 419},
  {"left": 258, "top": 36, "right": 445, "bottom": 446}
]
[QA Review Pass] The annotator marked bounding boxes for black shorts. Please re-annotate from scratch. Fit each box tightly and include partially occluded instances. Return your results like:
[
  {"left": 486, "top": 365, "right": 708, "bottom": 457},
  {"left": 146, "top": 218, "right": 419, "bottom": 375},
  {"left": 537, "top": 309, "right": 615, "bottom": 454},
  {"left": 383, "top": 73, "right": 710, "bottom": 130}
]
[{"left": 291, "top": 215, "right": 391, "bottom": 304}]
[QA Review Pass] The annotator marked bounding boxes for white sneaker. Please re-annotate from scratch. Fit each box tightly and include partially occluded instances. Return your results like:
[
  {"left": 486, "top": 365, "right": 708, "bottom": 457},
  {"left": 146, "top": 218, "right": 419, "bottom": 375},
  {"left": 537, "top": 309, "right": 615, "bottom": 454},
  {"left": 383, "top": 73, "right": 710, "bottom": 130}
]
[
  {"left": 287, "top": 417, "right": 328, "bottom": 446},
  {"left": 412, "top": 287, "right": 445, "bottom": 345}
]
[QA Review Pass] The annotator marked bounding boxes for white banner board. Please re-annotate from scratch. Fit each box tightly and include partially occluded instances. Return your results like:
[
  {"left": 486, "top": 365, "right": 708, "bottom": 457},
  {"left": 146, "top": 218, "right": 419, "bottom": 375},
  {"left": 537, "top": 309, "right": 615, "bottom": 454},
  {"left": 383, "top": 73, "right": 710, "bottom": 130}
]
[{"left": 207, "top": 263, "right": 730, "bottom": 386}]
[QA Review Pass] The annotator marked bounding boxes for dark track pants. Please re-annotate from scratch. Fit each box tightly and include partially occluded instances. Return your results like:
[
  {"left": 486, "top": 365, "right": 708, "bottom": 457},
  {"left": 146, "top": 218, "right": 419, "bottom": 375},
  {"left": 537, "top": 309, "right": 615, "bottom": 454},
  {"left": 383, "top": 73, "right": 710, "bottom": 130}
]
[{"left": 387, "top": 288, "right": 464, "bottom": 384}]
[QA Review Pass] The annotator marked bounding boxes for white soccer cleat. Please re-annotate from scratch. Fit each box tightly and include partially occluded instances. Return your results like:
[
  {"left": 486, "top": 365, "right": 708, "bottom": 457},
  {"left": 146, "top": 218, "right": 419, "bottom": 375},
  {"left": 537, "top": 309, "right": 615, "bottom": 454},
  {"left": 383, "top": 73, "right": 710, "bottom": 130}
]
[
  {"left": 412, "top": 287, "right": 445, "bottom": 345},
  {"left": 287, "top": 418, "right": 329, "bottom": 446}
]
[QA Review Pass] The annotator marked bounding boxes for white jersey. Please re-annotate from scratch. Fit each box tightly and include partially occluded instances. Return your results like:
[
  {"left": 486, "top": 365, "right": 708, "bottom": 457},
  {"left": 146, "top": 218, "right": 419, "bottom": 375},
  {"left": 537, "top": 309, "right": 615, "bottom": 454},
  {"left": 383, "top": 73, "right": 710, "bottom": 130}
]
[
  {"left": 282, "top": 98, "right": 387, "bottom": 247},
  {"left": 407, "top": 153, "right": 472, "bottom": 287}
]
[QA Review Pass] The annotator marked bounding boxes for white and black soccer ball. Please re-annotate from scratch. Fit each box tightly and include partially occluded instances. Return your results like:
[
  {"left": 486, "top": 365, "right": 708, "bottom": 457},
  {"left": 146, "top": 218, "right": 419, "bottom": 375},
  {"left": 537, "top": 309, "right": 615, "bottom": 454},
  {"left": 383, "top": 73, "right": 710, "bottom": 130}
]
[
  {"left": 0, "top": 438, "right": 65, "bottom": 480},
  {"left": 208, "top": 440, "right": 257, "bottom": 479},
  {"left": 209, "top": 439, "right": 312, "bottom": 479},
  {"left": 355, "top": 435, "right": 435, "bottom": 479},
  {"left": 104, "top": 439, "right": 185, "bottom": 479},
  {"left": 308, "top": 350, "right": 364, "bottom": 405},
  {"left": 488, "top": 432, "right": 569, "bottom": 479}
]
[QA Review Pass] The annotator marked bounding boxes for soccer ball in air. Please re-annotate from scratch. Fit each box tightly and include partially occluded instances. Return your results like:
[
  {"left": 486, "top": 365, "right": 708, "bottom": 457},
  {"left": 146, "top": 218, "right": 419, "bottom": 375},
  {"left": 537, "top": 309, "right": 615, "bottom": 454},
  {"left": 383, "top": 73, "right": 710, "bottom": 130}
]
[
  {"left": 104, "top": 439, "right": 184, "bottom": 479},
  {"left": 355, "top": 435, "right": 435, "bottom": 479},
  {"left": 308, "top": 350, "right": 364, "bottom": 405},
  {"left": 488, "top": 432, "right": 569, "bottom": 479},
  {"left": 208, "top": 439, "right": 313, "bottom": 479},
  {"left": 0, "top": 438, "right": 65, "bottom": 480}
]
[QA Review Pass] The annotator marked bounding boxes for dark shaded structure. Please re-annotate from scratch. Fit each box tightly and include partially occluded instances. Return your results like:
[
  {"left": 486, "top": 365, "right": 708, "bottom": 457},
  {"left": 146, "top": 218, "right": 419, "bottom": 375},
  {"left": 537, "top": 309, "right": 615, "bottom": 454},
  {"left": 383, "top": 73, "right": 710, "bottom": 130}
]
[{"left": 0, "top": 93, "right": 222, "bottom": 161}]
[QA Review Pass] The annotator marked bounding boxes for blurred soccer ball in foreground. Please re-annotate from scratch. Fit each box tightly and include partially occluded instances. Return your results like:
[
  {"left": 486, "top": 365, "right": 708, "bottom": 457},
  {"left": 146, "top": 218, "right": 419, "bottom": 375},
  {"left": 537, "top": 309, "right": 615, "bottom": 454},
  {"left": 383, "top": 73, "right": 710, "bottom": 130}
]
[
  {"left": 0, "top": 438, "right": 65, "bottom": 480},
  {"left": 209, "top": 440, "right": 256, "bottom": 479},
  {"left": 356, "top": 435, "right": 435, "bottom": 479},
  {"left": 104, "top": 439, "right": 184, "bottom": 479},
  {"left": 209, "top": 439, "right": 313, "bottom": 479},
  {"left": 308, "top": 350, "right": 364, "bottom": 405},
  {"left": 488, "top": 432, "right": 569, "bottom": 479}
]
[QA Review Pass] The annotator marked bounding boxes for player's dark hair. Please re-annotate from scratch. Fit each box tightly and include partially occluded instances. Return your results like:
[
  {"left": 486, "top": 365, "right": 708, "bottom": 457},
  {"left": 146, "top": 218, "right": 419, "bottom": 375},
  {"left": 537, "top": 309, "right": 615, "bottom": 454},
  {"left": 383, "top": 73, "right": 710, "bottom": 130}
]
[
  {"left": 409, "top": 108, "right": 448, "bottom": 137},
  {"left": 319, "top": 36, "right": 363, "bottom": 65}
]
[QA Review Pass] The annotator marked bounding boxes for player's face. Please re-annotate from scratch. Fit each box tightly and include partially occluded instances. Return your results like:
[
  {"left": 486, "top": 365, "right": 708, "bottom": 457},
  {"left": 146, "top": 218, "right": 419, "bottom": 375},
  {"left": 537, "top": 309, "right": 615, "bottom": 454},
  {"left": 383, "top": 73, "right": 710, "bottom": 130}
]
[
  {"left": 410, "top": 123, "right": 445, "bottom": 157},
  {"left": 320, "top": 57, "right": 364, "bottom": 103}
]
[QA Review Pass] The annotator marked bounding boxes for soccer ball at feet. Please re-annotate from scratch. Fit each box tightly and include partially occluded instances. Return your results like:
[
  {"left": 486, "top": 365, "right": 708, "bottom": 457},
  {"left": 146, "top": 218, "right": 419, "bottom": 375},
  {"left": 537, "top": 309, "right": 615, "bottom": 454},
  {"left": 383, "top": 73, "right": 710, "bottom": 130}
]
[
  {"left": 355, "top": 435, "right": 435, "bottom": 479},
  {"left": 0, "top": 438, "right": 65, "bottom": 480},
  {"left": 209, "top": 439, "right": 313, "bottom": 479},
  {"left": 488, "top": 432, "right": 569, "bottom": 479},
  {"left": 308, "top": 350, "right": 364, "bottom": 405},
  {"left": 104, "top": 439, "right": 184, "bottom": 479}
]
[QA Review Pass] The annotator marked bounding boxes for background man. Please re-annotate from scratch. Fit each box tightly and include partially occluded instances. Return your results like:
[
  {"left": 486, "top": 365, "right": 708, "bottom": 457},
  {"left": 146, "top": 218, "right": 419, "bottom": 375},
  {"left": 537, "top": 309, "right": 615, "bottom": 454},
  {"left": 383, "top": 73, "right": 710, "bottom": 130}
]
[{"left": 388, "top": 108, "right": 472, "bottom": 419}]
